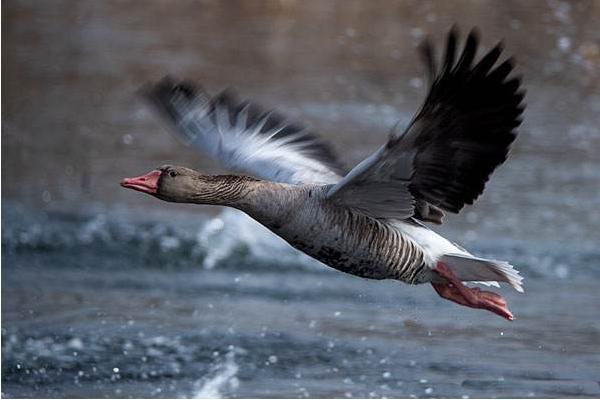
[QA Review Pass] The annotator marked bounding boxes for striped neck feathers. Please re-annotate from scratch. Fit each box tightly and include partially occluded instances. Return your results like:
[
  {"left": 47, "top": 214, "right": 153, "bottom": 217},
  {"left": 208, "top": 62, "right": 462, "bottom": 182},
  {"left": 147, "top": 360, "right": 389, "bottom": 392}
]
[{"left": 157, "top": 168, "right": 259, "bottom": 206}]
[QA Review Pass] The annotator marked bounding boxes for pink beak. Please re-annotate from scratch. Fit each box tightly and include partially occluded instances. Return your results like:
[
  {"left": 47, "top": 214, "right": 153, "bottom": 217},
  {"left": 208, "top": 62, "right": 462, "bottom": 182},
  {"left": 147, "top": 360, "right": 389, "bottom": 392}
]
[{"left": 121, "top": 170, "right": 162, "bottom": 194}]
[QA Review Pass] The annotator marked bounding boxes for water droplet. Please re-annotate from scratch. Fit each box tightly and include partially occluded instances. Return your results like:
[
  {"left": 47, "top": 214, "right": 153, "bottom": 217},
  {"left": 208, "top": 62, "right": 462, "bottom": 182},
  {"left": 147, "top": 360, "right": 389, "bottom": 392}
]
[
  {"left": 425, "top": 13, "right": 436, "bottom": 22},
  {"left": 410, "top": 27, "right": 424, "bottom": 39},
  {"left": 556, "top": 265, "right": 569, "bottom": 278},
  {"left": 68, "top": 337, "right": 83, "bottom": 350},
  {"left": 557, "top": 37, "right": 571, "bottom": 52},
  {"left": 122, "top": 134, "right": 133, "bottom": 145},
  {"left": 409, "top": 77, "right": 423, "bottom": 88}
]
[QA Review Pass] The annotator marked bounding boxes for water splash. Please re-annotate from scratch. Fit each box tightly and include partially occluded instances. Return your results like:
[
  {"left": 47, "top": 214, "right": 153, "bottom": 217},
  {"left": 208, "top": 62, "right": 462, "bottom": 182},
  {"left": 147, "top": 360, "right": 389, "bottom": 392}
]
[
  {"left": 192, "top": 347, "right": 244, "bottom": 399},
  {"left": 1, "top": 204, "right": 322, "bottom": 273}
]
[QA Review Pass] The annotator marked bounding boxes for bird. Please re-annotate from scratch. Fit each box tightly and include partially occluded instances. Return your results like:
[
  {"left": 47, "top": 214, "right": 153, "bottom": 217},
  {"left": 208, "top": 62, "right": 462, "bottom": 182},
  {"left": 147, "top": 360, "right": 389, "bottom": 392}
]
[{"left": 121, "top": 27, "right": 525, "bottom": 320}]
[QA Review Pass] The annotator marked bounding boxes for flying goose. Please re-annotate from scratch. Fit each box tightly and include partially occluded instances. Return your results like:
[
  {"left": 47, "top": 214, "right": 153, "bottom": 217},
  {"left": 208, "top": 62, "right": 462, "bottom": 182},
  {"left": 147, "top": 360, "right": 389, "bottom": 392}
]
[{"left": 122, "top": 28, "right": 525, "bottom": 320}]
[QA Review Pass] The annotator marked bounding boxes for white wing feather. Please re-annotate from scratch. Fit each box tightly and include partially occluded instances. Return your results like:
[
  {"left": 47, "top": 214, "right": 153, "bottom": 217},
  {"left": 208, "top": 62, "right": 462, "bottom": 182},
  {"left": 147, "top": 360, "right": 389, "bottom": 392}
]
[{"left": 144, "top": 78, "right": 344, "bottom": 185}]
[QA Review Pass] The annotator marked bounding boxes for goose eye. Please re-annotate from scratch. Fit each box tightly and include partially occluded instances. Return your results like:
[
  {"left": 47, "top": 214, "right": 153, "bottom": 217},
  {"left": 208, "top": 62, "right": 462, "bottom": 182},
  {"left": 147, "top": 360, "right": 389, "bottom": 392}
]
[{"left": 169, "top": 170, "right": 178, "bottom": 178}]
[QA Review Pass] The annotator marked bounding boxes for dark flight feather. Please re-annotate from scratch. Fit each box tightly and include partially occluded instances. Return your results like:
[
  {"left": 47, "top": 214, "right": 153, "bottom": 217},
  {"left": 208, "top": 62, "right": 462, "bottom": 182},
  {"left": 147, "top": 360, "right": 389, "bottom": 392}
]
[
  {"left": 327, "top": 27, "right": 525, "bottom": 223},
  {"left": 409, "top": 28, "right": 525, "bottom": 214}
]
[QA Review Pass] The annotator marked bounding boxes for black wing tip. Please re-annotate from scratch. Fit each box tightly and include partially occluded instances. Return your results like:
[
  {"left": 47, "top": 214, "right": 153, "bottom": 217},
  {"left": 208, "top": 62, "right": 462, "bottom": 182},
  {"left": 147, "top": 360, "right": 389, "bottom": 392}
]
[
  {"left": 423, "top": 26, "right": 519, "bottom": 81},
  {"left": 215, "top": 87, "right": 239, "bottom": 101},
  {"left": 141, "top": 75, "right": 209, "bottom": 102},
  {"left": 494, "top": 39, "right": 506, "bottom": 53},
  {"left": 467, "top": 27, "right": 481, "bottom": 42},
  {"left": 426, "top": 27, "right": 526, "bottom": 109},
  {"left": 411, "top": 27, "right": 526, "bottom": 217},
  {"left": 449, "top": 24, "right": 460, "bottom": 37},
  {"left": 419, "top": 25, "right": 483, "bottom": 82},
  {"left": 140, "top": 77, "right": 215, "bottom": 129}
]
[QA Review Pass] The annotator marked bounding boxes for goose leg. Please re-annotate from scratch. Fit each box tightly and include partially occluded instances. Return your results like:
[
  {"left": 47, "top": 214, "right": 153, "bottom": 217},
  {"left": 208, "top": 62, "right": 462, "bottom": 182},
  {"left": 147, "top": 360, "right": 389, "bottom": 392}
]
[{"left": 432, "top": 262, "right": 514, "bottom": 321}]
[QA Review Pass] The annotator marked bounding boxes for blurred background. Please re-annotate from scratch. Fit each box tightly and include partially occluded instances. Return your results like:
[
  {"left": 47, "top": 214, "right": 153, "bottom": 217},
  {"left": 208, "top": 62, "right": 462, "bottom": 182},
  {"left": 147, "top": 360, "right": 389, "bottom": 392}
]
[{"left": 2, "top": 0, "right": 600, "bottom": 398}]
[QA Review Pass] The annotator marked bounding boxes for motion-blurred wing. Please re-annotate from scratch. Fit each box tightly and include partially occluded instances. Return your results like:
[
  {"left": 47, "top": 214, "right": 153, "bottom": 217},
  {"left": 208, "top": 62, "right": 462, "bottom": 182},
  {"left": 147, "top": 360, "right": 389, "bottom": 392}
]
[
  {"left": 142, "top": 78, "right": 345, "bottom": 185},
  {"left": 327, "top": 27, "right": 525, "bottom": 222}
]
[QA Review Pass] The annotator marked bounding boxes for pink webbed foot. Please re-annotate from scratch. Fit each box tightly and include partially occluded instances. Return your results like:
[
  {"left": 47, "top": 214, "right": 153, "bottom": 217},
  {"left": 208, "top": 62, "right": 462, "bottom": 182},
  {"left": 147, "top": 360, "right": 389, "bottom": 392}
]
[{"left": 432, "top": 262, "right": 514, "bottom": 321}]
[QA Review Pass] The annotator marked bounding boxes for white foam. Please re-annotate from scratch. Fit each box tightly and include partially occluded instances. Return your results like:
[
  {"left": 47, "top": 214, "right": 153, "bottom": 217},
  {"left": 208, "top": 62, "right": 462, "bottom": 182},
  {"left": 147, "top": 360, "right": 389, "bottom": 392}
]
[{"left": 192, "top": 347, "right": 243, "bottom": 399}]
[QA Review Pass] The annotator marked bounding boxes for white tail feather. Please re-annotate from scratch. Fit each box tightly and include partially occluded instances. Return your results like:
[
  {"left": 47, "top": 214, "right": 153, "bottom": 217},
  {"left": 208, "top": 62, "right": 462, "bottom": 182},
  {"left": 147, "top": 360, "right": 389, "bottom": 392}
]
[{"left": 440, "top": 253, "right": 524, "bottom": 292}]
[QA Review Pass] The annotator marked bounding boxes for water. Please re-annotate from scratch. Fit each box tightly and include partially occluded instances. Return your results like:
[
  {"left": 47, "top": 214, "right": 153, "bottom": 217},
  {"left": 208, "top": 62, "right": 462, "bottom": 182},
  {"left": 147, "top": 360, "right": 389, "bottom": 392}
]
[
  {"left": 2, "top": 0, "right": 600, "bottom": 398},
  {"left": 3, "top": 204, "right": 600, "bottom": 398}
]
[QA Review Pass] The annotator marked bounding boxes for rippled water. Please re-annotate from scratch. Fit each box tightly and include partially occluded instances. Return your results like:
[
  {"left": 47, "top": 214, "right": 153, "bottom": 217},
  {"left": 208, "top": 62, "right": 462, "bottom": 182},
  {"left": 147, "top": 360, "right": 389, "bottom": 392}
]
[
  {"left": 3, "top": 203, "right": 600, "bottom": 398},
  {"left": 3, "top": 0, "right": 600, "bottom": 398}
]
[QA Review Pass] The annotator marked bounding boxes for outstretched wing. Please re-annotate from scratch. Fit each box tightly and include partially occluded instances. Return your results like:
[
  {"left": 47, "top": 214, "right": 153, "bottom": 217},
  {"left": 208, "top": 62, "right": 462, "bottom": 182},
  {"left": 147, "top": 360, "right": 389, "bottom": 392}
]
[
  {"left": 142, "top": 77, "right": 345, "bottom": 185},
  {"left": 327, "top": 27, "right": 525, "bottom": 223}
]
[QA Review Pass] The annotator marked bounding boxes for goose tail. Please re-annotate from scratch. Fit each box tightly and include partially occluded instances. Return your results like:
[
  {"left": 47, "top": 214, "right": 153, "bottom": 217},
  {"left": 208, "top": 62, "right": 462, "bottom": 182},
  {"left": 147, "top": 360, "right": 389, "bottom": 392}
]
[{"left": 440, "top": 253, "right": 524, "bottom": 292}]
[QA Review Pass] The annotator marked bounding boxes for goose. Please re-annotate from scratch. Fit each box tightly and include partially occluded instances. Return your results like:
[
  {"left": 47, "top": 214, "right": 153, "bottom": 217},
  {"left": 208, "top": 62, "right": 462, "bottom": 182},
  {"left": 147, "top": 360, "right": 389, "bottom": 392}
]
[{"left": 122, "top": 28, "right": 525, "bottom": 320}]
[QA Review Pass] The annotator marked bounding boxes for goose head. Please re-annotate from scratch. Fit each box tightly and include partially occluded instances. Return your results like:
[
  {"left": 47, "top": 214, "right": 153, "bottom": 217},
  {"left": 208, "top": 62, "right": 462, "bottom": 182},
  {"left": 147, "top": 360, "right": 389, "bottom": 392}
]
[{"left": 121, "top": 165, "right": 253, "bottom": 205}]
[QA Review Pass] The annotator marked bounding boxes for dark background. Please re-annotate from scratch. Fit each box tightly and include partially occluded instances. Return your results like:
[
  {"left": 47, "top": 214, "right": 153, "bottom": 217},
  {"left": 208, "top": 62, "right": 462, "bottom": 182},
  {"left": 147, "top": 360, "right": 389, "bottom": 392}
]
[{"left": 3, "top": 1, "right": 599, "bottom": 224}]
